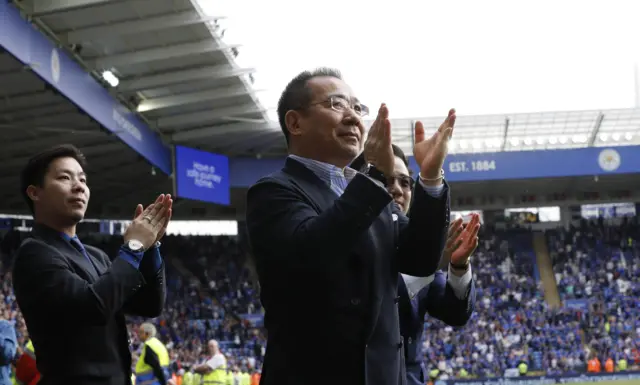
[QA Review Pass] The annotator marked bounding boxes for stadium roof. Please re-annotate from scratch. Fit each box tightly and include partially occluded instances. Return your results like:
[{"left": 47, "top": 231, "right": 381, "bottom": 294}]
[
  {"left": 10, "top": 0, "right": 270, "bottom": 148},
  {"left": 174, "top": 107, "right": 640, "bottom": 157},
  {"left": 0, "top": 0, "right": 265, "bottom": 218}
]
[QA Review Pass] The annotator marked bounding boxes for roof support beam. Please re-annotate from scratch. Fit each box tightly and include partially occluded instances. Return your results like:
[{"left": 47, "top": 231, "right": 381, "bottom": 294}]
[
  {"left": 171, "top": 121, "right": 276, "bottom": 142},
  {"left": 62, "top": 11, "right": 225, "bottom": 44},
  {"left": 29, "top": 0, "right": 112, "bottom": 16},
  {"left": 159, "top": 104, "right": 265, "bottom": 130},
  {"left": 90, "top": 40, "right": 241, "bottom": 68},
  {"left": 500, "top": 117, "right": 510, "bottom": 151},
  {"left": 118, "top": 66, "right": 254, "bottom": 92},
  {"left": 218, "top": 130, "right": 280, "bottom": 155},
  {"left": 137, "top": 86, "right": 257, "bottom": 112},
  {"left": 587, "top": 112, "right": 605, "bottom": 146}
]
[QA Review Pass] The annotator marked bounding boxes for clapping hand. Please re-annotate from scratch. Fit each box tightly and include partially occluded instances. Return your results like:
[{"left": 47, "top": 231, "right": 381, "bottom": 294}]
[
  {"left": 413, "top": 109, "right": 456, "bottom": 182},
  {"left": 363, "top": 104, "right": 395, "bottom": 176},
  {"left": 125, "top": 194, "right": 173, "bottom": 249},
  {"left": 445, "top": 213, "right": 481, "bottom": 269}
]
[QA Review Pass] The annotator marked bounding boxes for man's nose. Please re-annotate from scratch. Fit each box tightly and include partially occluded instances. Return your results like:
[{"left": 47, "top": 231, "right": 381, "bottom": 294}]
[
  {"left": 387, "top": 180, "right": 403, "bottom": 196},
  {"left": 72, "top": 182, "right": 86, "bottom": 193}
]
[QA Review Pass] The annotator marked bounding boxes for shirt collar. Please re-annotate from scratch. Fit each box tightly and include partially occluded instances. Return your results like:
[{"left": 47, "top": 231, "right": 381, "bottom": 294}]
[{"left": 288, "top": 154, "right": 357, "bottom": 181}]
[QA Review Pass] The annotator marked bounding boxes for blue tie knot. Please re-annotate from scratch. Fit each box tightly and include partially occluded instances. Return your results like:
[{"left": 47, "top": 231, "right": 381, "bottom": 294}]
[{"left": 70, "top": 236, "right": 85, "bottom": 251}]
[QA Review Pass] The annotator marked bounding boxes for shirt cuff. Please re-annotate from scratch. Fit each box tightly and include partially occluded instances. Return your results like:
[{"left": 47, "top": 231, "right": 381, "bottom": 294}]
[
  {"left": 447, "top": 264, "right": 472, "bottom": 299},
  {"left": 118, "top": 247, "right": 144, "bottom": 270},
  {"left": 418, "top": 179, "right": 445, "bottom": 198},
  {"left": 150, "top": 245, "right": 163, "bottom": 272}
]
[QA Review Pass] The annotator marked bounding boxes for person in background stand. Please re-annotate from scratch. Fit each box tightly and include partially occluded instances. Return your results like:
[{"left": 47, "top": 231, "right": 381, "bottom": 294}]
[
  {"left": 135, "top": 323, "right": 169, "bottom": 385},
  {"left": 0, "top": 319, "right": 16, "bottom": 385},
  {"left": 193, "top": 340, "right": 227, "bottom": 385},
  {"left": 352, "top": 145, "right": 478, "bottom": 385},
  {"left": 14, "top": 339, "right": 39, "bottom": 385},
  {"left": 13, "top": 144, "right": 172, "bottom": 385}
]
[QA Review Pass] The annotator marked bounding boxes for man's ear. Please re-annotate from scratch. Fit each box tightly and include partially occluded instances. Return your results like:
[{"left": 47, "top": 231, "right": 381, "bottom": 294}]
[
  {"left": 26, "top": 185, "right": 40, "bottom": 204},
  {"left": 284, "top": 110, "right": 304, "bottom": 138}
]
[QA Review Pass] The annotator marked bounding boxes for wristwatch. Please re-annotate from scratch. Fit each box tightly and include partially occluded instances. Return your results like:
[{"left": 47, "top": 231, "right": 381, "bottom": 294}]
[
  {"left": 124, "top": 239, "right": 145, "bottom": 253},
  {"left": 360, "top": 163, "right": 387, "bottom": 185}
]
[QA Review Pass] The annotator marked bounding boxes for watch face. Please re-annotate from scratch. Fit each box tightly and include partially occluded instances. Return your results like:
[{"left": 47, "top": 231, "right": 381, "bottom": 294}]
[{"left": 128, "top": 240, "right": 144, "bottom": 251}]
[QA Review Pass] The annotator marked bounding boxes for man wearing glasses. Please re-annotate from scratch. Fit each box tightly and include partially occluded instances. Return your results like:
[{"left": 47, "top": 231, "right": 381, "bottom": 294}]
[
  {"left": 246, "top": 68, "right": 453, "bottom": 385},
  {"left": 352, "top": 146, "right": 478, "bottom": 385}
]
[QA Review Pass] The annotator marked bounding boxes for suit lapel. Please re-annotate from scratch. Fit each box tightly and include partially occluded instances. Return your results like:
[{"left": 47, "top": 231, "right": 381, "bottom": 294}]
[
  {"left": 32, "top": 224, "right": 100, "bottom": 282},
  {"left": 282, "top": 158, "right": 341, "bottom": 211}
]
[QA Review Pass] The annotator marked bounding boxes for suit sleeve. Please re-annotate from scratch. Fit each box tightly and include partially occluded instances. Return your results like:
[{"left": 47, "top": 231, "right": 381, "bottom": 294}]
[
  {"left": 418, "top": 271, "right": 475, "bottom": 327},
  {"left": 123, "top": 247, "right": 166, "bottom": 318},
  {"left": 246, "top": 174, "right": 393, "bottom": 272},
  {"left": 395, "top": 181, "right": 450, "bottom": 276},
  {"left": 144, "top": 345, "right": 167, "bottom": 385},
  {"left": 12, "top": 240, "right": 144, "bottom": 325}
]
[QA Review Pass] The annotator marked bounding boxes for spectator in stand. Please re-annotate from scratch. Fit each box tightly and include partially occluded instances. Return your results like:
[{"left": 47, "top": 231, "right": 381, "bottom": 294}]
[
  {"left": 193, "top": 340, "right": 227, "bottom": 384},
  {"left": 0, "top": 319, "right": 16, "bottom": 385}
]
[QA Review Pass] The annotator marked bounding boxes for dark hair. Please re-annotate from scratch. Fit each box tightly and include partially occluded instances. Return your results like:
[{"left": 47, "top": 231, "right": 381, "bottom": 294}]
[
  {"left": 350, "top": 144, "right": 410, "bottom": 173},
  {"left": 277, "top": 67, "right": 343, "bottom": 146},
  {"left": 20, "top": 144, "right": 87, "bottom": 214}
]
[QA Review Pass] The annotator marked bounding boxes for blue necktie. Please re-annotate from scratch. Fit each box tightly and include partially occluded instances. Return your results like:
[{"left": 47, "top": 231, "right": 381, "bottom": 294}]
[{"left": 70, "top": 236, "right": 98, "bottom": 274}]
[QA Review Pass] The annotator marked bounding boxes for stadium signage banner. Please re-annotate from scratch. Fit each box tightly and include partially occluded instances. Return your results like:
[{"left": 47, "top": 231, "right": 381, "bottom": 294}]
[
  {"left": 0, "top": 0, "right": 172, "bottom": 174},
  {"left": 228, "top": 145, "right": 640, "bottom": 187},
  {"left": 174, "top": 146, "right": 230, "bottom": 205},
  {"left": 439, "top": 371, "right": 640, "bottom": 385},
  {"left": 408, "top": 146, "right": 637, "bottom": 182}
]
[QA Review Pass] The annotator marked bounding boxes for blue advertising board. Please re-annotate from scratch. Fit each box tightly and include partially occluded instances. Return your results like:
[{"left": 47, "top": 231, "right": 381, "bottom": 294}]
[
  {"left": 407, "top": 145, "right": 637, "bottom": 183},
  {"left": 174, "top": 146, "right": 230, "bottom": 205},
  {"left": 0, "top": 0, "right": 171, "bottom": 174},
  {"left": 228, "top": 145, "right": 640, "bottom": 187}
]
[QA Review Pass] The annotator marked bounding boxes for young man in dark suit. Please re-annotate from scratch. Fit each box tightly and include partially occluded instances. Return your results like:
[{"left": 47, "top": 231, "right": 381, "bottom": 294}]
[
  {"left": 246, "top": 68, "right": 455, "bottom": 385},
  {"left": 12, "top": 144, "right": 173, "bottom": 385}
]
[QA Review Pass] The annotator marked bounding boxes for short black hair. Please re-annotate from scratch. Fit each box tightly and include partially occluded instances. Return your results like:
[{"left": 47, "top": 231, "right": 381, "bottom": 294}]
[
  {"left": 20, "top": 144, "right": 87, "bottom": 214},
  {"left": 350, "top": 144, "right": 410, "bottom": 173},
  {"left": 277, "top": 67, "right": 343, "bottom": 146}
]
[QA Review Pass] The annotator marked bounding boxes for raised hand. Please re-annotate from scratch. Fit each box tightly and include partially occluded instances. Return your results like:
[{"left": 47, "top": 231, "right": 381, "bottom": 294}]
[
  {"left": 362, "top": 103, "right": 395, "bottom": 176},
  {"left": 449, "top": 213, "right": 481, "bottom": 267},
  {"left": 413, "top": 109, "right": 456, "bottom": 181},
  {"left": 443, "top": 218, "right": 465, "bottom": 260},
  {"left": 125, "top": 194, "right": 173, "bottom": 249}
]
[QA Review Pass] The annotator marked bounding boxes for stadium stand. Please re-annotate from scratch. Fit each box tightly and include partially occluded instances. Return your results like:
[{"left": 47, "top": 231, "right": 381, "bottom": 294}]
[{"left": 1, "top": 218, "right": 637, "bottom": 383}]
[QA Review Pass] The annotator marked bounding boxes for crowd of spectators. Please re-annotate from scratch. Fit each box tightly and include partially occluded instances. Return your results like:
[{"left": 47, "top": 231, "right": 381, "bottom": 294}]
[
  {"left": 422, "top": 219, "right": 639, "bottom": 379},
  {"left": 0, "top": 217, "right": 638, "bottom": 381}
]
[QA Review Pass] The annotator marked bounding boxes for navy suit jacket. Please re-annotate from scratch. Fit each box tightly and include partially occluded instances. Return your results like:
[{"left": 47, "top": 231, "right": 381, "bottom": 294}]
[
  {"left": 12, "top": 224, "right": 166, "bottom": 385},
  {"left": 397, "top": 271, "right": 475, "bottom": 385},
  {"left": 246, "top": 158, "right": 450, "bottom": 385}
]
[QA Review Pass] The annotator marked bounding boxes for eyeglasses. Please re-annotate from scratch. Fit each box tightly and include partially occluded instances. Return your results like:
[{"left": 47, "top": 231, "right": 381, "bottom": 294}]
[
  {"left": 386, "top": 174, "right": 414, "bottom": 192},
  {"left": 306, "top": 95, "right": 369, "bottom": 117}
]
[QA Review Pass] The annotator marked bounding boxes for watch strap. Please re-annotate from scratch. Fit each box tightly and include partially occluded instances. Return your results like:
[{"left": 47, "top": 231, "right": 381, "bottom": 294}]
[{"left": 362, "top": 163, "right": 387, "bottom": 185}]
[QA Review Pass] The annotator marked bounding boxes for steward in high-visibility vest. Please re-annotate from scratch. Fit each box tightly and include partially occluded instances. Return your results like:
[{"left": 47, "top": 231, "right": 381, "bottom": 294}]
[
  {"left": 15, "top": 340, "right": 40, "bottom": 385},
  {"left": 193, "top": 340, "right": 227, "bottom": 385},
  {"left": 135, "top": 323, "right": 169, "bottom": 385}
]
